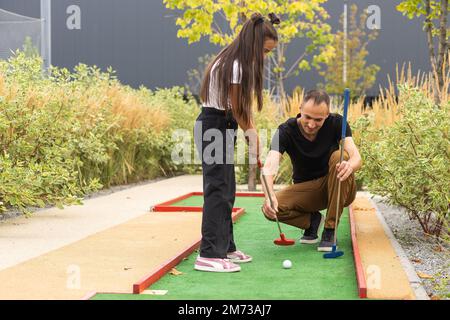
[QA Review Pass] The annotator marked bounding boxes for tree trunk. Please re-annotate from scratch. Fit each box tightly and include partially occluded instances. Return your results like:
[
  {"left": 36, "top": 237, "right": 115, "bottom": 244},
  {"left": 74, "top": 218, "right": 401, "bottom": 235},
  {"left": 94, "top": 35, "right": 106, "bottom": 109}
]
[
  {"left": 247, "top": 164, "right": 257, "bottom": 191},
  {"left": 279, "top": 45, "right": 287, "bottom": 101},
  {"left": 278, "top": 74, "right": 286, "bottom": 101},
  {"left": 275, "top": 44, "right": 286, "bottom": 114},
  {"left": 437, "top": 0, "right": 448, "bottom": 97},
  {"left": 424, "top": 0, "right": 441, "bottom": 104}
]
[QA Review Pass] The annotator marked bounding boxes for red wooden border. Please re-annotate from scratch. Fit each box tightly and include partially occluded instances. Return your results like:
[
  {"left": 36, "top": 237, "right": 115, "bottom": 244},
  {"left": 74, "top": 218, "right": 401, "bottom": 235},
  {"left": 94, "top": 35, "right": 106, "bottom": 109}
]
[
  {"left": 133, "top": 207, "right": 246, "bottom": 294},
  {"left": 151, "top": 206, "right": 245, "bottom": 213},
  {"left": 133, "top": 239, "right": 202, "bottom": 294},
  {"left": 150, "top": 192, "right": 265, "bottom": 212},
  {"left": 235, "top": 192, "right": 265, "bottom": 197},
  {"left": 349, "top": 204, "right": 368, "bottom": 299},
  {"left": 231, "top": 207, "right": 245, "bottom": 222},
  {"left": 152, "top": 206, "right": 203, "bottom": 212},
  {"left": 150, "top": 192, "right": 197, "bottom": 208}
]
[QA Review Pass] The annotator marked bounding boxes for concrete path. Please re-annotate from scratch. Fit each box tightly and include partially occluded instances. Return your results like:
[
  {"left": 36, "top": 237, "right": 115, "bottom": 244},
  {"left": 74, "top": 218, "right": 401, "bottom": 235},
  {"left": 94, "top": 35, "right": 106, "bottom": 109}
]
[
  {"left": 0, "top": 175, "right": 203, "bottom": 272},
  {"left": 0, "top": 211, "right": 202, "bottom": 300}
]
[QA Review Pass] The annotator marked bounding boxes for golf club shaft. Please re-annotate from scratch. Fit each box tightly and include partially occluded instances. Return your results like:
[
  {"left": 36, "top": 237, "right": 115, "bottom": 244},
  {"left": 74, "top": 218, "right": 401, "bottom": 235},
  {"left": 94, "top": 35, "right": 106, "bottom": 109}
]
[
  {"left": 334, "top": 88, "right": 350, "bottom": 245},
  {"left": 334, "top": 139, "right": 345, "bottom": 244},
  {"left": 260, "top": 168, "right": 283, "bottom": 234}
]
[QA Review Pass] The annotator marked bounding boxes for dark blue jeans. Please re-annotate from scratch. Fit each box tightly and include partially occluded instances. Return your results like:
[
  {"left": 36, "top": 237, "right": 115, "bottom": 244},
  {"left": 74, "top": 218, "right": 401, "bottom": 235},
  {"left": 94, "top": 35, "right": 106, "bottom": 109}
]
[{"left": 194, "top": 107, "right": 238, "bottom": 258}]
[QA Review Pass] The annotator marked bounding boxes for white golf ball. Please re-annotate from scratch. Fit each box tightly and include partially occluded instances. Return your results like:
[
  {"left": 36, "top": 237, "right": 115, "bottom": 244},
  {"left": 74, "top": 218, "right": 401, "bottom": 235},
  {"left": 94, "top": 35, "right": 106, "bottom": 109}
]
[{"left": 282, "top": 259, "right": 292, "bottom": 269}]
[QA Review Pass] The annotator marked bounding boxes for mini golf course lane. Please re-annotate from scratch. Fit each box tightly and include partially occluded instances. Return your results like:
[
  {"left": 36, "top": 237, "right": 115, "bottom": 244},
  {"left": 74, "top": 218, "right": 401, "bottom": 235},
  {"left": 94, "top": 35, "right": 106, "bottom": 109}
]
[{"left": 92, "top": 196, "right": 359, "bottom": 300}]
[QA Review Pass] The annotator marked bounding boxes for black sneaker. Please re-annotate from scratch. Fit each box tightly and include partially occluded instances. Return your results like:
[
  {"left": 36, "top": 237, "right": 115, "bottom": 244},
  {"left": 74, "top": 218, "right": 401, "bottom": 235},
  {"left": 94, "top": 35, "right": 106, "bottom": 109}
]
[
  {"left": 299, "top": 212, "right": 323, "bottom": 244},
  {"left": 318, "top": 228, "right": 338, "bottom": 252}
]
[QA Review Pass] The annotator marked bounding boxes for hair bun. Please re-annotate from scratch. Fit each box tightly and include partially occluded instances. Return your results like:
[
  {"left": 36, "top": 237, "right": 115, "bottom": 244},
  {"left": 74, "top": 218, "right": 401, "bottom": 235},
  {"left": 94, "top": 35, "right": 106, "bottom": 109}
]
[
  {"left": 251, "top": 13, "right": 264, "bottom": 25},
  {"left": 268, "top": 13, "right": 280, "bottom": 25}
]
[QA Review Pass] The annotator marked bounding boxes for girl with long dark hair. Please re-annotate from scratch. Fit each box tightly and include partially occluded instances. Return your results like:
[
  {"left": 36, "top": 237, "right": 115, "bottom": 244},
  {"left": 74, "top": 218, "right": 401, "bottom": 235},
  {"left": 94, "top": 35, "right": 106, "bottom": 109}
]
[{"left": 194, "top": 12, "right": 280, "bottom": 272}]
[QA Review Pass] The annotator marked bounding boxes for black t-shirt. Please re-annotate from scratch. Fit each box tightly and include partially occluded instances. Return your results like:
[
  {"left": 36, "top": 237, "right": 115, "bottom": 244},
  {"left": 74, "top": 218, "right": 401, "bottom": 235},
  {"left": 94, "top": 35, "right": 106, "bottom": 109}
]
[{"left": 270, "top": 113, "right": 352, "bottom": 183}]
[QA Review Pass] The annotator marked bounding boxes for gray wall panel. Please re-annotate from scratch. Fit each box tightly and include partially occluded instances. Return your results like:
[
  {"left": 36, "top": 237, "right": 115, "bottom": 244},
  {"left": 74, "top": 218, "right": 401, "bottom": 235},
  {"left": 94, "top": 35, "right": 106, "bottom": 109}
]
[
  {"left": 0, "top": 0, "right": 430, "bottom": 96},
  {"left": 0, "top": 0, "right": 39, "bottom": 18}
]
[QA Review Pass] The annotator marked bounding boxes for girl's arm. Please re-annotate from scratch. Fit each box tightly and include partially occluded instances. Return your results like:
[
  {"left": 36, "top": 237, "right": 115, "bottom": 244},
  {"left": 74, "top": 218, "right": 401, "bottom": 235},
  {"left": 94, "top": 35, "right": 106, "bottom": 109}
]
[
  {"left": 230, "top": 84, "right": 260, "bottom": 161},
  {"left": 229, "top": 84, "right": 253, "bottom": 131}
]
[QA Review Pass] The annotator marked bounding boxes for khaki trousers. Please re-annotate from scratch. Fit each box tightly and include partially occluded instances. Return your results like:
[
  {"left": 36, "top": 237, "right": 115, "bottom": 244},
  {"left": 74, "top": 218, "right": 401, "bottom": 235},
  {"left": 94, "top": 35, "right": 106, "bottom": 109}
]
[{"left": 264, "top": 150, "right": 357, "bottom": 230}]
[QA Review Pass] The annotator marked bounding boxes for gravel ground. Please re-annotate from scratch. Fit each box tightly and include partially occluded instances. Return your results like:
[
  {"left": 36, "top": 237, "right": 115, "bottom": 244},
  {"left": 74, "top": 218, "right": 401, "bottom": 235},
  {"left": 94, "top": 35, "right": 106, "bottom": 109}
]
[{"left": 371, "top": 195, "right": 449, "bottom": 300}]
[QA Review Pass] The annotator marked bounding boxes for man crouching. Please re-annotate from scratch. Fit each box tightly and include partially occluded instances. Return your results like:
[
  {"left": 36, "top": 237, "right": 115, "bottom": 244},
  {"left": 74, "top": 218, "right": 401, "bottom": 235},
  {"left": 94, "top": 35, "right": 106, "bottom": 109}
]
[{"left": 261, "top": 89, "right": 362, "bottom": 252}]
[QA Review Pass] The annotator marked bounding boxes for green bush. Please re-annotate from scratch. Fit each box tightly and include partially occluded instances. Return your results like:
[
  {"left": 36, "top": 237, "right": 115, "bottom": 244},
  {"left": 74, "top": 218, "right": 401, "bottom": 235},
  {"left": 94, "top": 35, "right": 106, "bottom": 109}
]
[
  {"left": 355, "top": 85, "right": 449, "bottom": 238},
  {"left": 0, "top": 51, "right": 199, "bottom": 215}
]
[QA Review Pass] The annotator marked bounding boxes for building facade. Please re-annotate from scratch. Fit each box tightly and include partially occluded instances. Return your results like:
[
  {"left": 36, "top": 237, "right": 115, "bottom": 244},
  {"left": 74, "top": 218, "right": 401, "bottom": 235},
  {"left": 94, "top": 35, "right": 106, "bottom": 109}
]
[{"left": 0, "top": 0, "right": 429, "bottom": 97}]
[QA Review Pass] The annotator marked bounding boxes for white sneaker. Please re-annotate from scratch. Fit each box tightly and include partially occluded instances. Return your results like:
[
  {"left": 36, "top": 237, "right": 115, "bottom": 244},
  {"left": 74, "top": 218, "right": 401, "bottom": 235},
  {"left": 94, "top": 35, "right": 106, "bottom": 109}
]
[
  {"left": 194, "top": 256, "right": 241, "bottom": 273},
  {"left": 226, "top": 250, "right": 253, "bottom": 263}
]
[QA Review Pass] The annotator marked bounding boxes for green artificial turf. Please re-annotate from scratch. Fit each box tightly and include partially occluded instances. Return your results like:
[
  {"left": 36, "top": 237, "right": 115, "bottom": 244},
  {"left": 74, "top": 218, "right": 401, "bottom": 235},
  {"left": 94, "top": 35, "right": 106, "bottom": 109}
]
[{"left": 92, "top": 196, "right": 359, "bottom": 300}]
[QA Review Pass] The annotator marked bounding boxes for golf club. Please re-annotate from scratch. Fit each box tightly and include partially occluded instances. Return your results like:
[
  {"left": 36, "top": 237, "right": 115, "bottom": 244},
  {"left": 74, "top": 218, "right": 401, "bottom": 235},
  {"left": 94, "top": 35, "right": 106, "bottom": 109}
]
[
  {"left": 258, "top": 160, "right": 295, "bottom": 246},
  {"left": 323, "top": 88, "right": 350, "bottom": 259}
]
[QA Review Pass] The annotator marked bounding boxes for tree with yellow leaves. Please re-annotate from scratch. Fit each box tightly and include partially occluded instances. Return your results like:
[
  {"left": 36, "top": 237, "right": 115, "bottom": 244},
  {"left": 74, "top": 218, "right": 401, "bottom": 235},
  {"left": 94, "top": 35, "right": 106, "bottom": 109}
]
[
  {"left": 397, "top": 0, "right": 448, "bottom": 104},
  {"left": 163, "top": 0, "right": 334, "bottom": 99},
  {"left": 318, "top": 4, "right": 380, "bottom": 98}
]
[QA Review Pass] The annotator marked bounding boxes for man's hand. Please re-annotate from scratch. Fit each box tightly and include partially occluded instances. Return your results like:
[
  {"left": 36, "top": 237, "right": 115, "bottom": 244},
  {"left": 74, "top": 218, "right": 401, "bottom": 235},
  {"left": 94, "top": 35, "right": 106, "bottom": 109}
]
[
  {"left": 262, "top": 195, "right": 278, "bottom": 220},
  {"left": 260, "top": 151, "right": 282, "bottom": 220},
  {"left": 336, "top": 160, "right": 353, "bottom": 181}
]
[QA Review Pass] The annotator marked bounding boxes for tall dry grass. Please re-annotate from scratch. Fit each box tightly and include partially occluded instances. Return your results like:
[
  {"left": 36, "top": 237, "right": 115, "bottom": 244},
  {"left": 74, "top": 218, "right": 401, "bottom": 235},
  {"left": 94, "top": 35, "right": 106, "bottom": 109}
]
[
  {"left": 105, "top": 85, "right": 170, "bottom": 133},
  {"left": 349, "top": 57, "right": 449, "bottom": 128}
]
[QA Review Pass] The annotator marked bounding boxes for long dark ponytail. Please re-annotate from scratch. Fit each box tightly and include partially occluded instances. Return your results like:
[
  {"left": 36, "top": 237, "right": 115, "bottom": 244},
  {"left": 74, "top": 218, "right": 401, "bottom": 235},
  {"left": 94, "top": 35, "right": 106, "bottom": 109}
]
[{"left": 200, "top": 12, "right": 280, "bottom": 126}]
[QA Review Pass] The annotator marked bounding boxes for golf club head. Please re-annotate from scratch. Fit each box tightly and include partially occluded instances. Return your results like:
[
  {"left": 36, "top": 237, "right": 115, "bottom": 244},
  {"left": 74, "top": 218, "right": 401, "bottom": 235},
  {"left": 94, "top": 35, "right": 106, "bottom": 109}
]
[
  {"left": 323, "top": 245, "right": 344, "bottom": 259},
  {"left": 274, "top": 233, "right": 295, "bottom": 246}
]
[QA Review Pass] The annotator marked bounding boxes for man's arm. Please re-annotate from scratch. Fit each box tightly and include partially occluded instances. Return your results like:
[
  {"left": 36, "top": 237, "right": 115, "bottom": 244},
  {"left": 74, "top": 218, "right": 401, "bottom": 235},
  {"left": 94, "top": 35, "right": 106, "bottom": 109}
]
[
  {"left": 261, "top": 150, "right": 283, "bottom": 219},
  {"left": 337, "top": 137, "right": 362, "bottom": 181}
]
